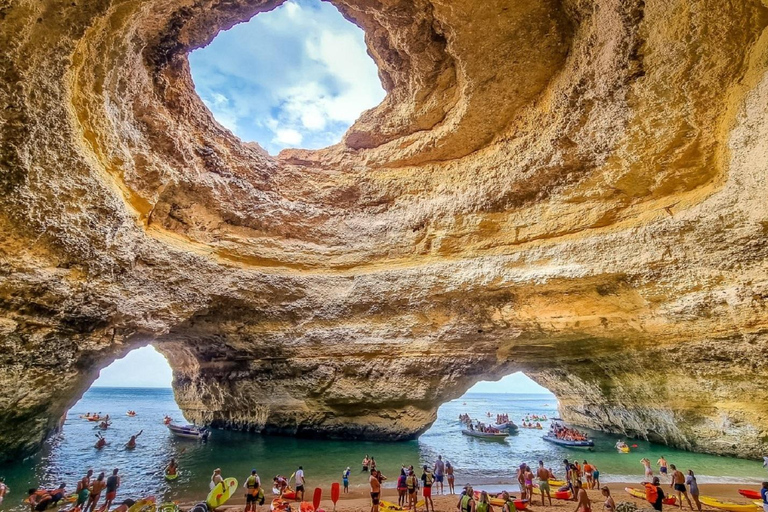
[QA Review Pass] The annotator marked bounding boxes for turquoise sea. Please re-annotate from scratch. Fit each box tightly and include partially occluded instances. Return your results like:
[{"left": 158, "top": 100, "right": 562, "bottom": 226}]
[{"left": 1, "top": 388, "right": 764, "bottom": 511}]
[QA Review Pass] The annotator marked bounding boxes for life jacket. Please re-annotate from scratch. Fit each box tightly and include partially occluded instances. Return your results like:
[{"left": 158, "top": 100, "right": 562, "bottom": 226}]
[
  {"left": 247, "top": 475, "right": 260, "bottom": 495},
  {"left": 477, "top": 502, "right": 489, "bottom": 512},
  {"left": 460, "top": 495, "right": 473, "bottom": 512},
  {"left": 644, "top": 483, "right": 659, "bottom": 504},
  {"left": 505, "top": 500, "right": 516, "bottom": 512},
  {"left": 424, "top": 472, "right": 434, "bottom": 486},
  {"left": 406, "top": 475, "right": 417, "bottom": 491}
]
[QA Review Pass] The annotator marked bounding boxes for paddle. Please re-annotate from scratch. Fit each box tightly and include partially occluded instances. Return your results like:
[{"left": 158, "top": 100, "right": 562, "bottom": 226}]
[
  {"left": 331, "top": 483, "right": 340, "bottom": 512},
  {"left": 312, "top": 487, "right": 322, "bottom": 511}
]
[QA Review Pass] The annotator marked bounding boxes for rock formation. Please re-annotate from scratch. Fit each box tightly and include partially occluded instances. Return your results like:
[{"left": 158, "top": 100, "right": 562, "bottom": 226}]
[{"left": 2, "top": 0, "right": 768, "bottom": 461}]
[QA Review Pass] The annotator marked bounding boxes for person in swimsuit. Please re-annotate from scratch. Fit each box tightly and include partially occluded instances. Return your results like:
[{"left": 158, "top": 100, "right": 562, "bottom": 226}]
[
  {"left": 363, "top": 456, "right": 370, "bottom": 472},
  {"left": 761, "top": 482, "right": 768, "bottom": 512},
  {"left": 523, "top": 466, "right": 534, "bottom": 503},
  {"left": 686, "top": 470, "right": 701, "bottom": 512},
  {"left": 583, "top": 461, "right": 594, "bottom": 489},
  {"left": 85, "top": 472, "right": 106, "bottom": 512},
  {"left": 343, "top": 467, "right": 351, "bottom": 493},
  {"left": 75, "top": 470, "right": 93, "bottom": 509},
  {"left": 657, "top": 457, "right": 668, "bottom": 479},
  {"left": 573, "top": 480, "right": 591, "bottom": 512},
  {"left": 369, "top": 470, "right": 381, "bottom": 512},
  {"left": 459, "top": 486, "right": 476, "bottom": 512},
  {"left": 641, "top": 458, "right": 653, "bottom": 478},
  {"left": 537, "top": 460, "right": 552, "bottom": 506},
  {"left": 592, "top": 466, "right": 601, "bottom": 489},
  {"left": 28, "top": 489, "right": 52, "bottom": 512},
  {"left": 670, "top": 465, "right": 692, "bottom": 509},
  {"left": 434, "top": 456, "right": 446, "bottom": 495},
  {"left": 516, "top": 464, "right": 527, "bottom": 500},
  {"left": 446, "top": 462, "right": 455, "bottom": 494},
  {"left": 601, "top": 487, "right": 615, "bottom": 512},
  {"left": 104, "top": 469, "right": 120, "bottom": 511}
]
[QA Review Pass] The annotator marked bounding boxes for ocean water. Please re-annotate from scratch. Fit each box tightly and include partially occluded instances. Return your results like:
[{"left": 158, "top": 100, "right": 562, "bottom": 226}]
[{"left": 1, "top": 388, "right": 764, "bottom": 511}]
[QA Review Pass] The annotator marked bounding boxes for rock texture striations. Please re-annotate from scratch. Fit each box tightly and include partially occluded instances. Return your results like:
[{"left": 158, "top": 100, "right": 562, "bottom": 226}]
[{"left": 2, "top": 0, "right": 768, "bottom": 460}]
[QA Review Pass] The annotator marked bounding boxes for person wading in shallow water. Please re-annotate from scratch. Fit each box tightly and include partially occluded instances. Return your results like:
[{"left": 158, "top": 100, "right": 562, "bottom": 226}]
[
  {"left": 434, "top": 455, "right": 446, "bottom": 495},
  {"left": 446, "top": 461, "right": 455, "bottom": 494}
]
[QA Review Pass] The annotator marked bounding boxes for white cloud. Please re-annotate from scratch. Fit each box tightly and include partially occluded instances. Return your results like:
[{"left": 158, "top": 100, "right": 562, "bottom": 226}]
[
  {"left": 188, "top": 0, "right": 385, "bottom": 154},
  {"left": 273, "top": 128, "right": 303, "bottom": 146}
]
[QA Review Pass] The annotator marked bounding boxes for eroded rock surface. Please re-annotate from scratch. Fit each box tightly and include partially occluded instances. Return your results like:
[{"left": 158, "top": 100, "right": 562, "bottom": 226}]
[{"left": 2, "top": 0, "right": 768, "bottom": 460}]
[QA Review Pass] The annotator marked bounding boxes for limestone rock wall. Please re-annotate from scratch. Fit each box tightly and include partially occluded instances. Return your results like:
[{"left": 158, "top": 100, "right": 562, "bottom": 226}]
[{"left": 2, "top": 0, "right": 768, "bottom": 460}]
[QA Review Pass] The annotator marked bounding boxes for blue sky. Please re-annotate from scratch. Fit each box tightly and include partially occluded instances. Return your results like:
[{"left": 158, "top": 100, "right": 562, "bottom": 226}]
[
  {"left": 96, "top": 346, "right": 551, "bottom": 394},
  {"left": 189, "top": 0, "right": 385, "bottom": 155}
]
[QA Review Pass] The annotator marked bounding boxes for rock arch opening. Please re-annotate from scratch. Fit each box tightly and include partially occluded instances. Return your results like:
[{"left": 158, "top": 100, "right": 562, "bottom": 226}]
[{"left": 188, "top": 0, "right": 386, "bottom": 155}]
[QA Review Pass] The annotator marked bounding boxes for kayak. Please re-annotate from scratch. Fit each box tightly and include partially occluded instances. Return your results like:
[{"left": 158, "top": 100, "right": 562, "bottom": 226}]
[
  {"left": 617, "top": 446, "right": 630, "bottom": 453},
  {"left": 739, "top": 490, "right": 762, "bottom": 500},
  {"left": 165, "top": 472, "right": 179, "bottom": 481},
  {"left": 127, "top": 498, "right": 157, "bottom": 512},
  {"left": 271, "top": 499, "right": 291, "bottom": 512},
  {"left": 548, "top": 480, "right": 565, "bottom": 487},
  {"left": 462, "top": 429, "right": 509, "bottom": 439},
  {"left": 699, "top": 496, "right": 759, "bottom": 512},
  {"left": 532, "top": 486, "right": 571, "bottom": 500},
  {"left": 157, "top": 503, "right": 179, "bottom": 512},
  {"left": 624, "top": 487, "right": 677, "bottom": 506},
  {"left": 473, "top": 491, "right": 506, "bottom": 507},
  {"left": 542, "top": 434, "right": 594, "bottom": 447},
  {"left": 207, "top": 478, "right": 238, "bottom": 509}
]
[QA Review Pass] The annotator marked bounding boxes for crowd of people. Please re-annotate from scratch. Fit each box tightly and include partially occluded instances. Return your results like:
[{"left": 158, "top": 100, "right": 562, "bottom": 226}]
[
  {"left": 549, "top": 423, "right": 589, "bottom": 442},
  {"left": 495, "top": 415, "right": 511, "bottom": 425},
  {"left": 467, "top": 423, "right": 502, "bottom": 434}
]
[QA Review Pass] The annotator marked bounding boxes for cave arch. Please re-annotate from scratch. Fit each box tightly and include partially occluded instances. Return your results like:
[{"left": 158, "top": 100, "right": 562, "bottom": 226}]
[{"left": 2, "top": 0, "right": 768, "bottom": 463}]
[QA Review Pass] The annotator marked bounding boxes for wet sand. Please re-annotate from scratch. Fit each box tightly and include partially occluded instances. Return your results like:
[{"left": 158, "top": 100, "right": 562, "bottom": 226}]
[{"left": 200, "top": 483, "right": 764, "bottom": 512}]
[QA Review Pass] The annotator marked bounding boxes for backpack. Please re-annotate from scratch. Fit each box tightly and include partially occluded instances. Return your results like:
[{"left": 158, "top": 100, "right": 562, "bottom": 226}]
[{"left": 644, "top": 484, "right": 658, "bottom": 504}]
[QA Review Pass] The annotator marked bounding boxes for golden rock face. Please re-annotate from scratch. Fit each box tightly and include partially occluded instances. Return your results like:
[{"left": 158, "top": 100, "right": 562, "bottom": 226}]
[{"left": 2, "top": 0, "right": 768, "bottom": 460}]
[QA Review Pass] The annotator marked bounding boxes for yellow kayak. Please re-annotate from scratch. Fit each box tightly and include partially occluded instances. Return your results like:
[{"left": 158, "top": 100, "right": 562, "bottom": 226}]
[
  {"left": 699, "top": 496, "right": 758, "bottom": 512},
  {"left": 549, "top": 480, "right": 565, "bottom": 487}
]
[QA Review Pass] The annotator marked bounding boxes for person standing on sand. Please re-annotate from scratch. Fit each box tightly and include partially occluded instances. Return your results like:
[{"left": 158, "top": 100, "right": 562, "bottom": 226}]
[
  {"left": 434, "top": 455, "right": 446, "bottom": 495},
  {"left": 523, "top": 466, "right": 534, "bottom": 504},
  {"left": 295, "top": 466, "right": 305, "bottom": 502},
  {"left": 516, "top": 464, "right": 527, "bottom": 500},
  {"left": 459, "top": 486, "right": 476, "bottom": 512},
  {"left": 537, "top": 461, "right": 552, "bottom": 506},
  {"left": 422, "top": 465, "right": 435, "bottom": 512},
  {"left": 343, "top": 467, "right": 351, "bottom": 494},
  {"left": 244, "top": 469, "right": 262, "bottom": 512},
  {"left": 573, "top": 480, "right": 591, "bottom": 512},
  {"left": 583, "top": 461, "right": 594, "bottom": 489},
  {"left": 85, "top": 472, "right": 106, "bottom": 512},
  {"left": 669, "top": 465, "right": 692, "bottom": 510},
  {"left": 75, "top": 470, "right": 93, "bottom": 510},
  {"left": 406, "top": 469, "right": 419, "bottom": 511},
  {"left": 446, "top": 461, "right": 455, "bottom": 494},
  {"left": 369, "top": 470, "right": 381, "bottom": 512},
  {"left": 686, "top": 471, "right": 701, "bottom": 512},
  {"left": 104, "top": 469, "right": 120, "bottom": 511},
  {"left": 397, "top": 469, "right": 408, "bottom": 507}
]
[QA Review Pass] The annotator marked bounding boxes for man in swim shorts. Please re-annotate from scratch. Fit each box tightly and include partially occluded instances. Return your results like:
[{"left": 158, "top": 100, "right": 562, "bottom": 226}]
[
  {"left": 105, "top": 469, "right": 120, "bottom": 510},
  {"left": 434, "top": 455, "right": 445, "bottom": 495},
  {"left": 538, "top": 461, "right": 552, "bottom": 506},
  {"left": 295, "top": 466, "right": 305, "bottom": 502},
  {"left": 369, "top": 470, "right": 381, "bottom": 512},
  {"left": 670, "top": 465, "right": 692, "bottom": 510},
  {"left": 657, "top": 457, "right": 668, "bottom": 479}
]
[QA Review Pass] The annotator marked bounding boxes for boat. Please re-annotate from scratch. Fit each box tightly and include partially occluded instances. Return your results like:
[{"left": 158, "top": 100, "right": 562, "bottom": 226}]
[
  {"left": 493, "top": 421, "right": 519, "bottom": 431},
  {"left": 462, "top": 429, "right": 509, "bottom": 440},
  {"left": 167, "top": 423, "right": 210, "bottom": 440},
  {"left": 699, "top": 496, "right": 758, "bottom": 512},
  {"left": 542, "top": 433, "right": 594, "bottom": 447},
  {"left": 87, "top": 416, "right": 102, "bottom": 422},
  {"left": 624, "top": 487, "right": 677, "bottom": 506},
  {"left": 739, "top": 490, "right": 761, "bottom": 500}
]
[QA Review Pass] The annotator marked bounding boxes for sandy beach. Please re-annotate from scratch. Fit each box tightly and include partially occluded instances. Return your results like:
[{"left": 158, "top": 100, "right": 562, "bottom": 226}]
[{"left": 202, "top": 483, "right": 765, "bottom": 512}]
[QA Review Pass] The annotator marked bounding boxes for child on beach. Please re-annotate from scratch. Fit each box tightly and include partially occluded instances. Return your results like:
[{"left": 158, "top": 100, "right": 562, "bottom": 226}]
[{"left": 343, "top": 467, "right": 350, "bottom": 493}]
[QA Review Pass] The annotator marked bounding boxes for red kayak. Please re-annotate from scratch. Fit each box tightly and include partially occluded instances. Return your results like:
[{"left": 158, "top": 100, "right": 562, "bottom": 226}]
[{"left": 738, "top": 490, "right": 762, "bottom": 500}]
